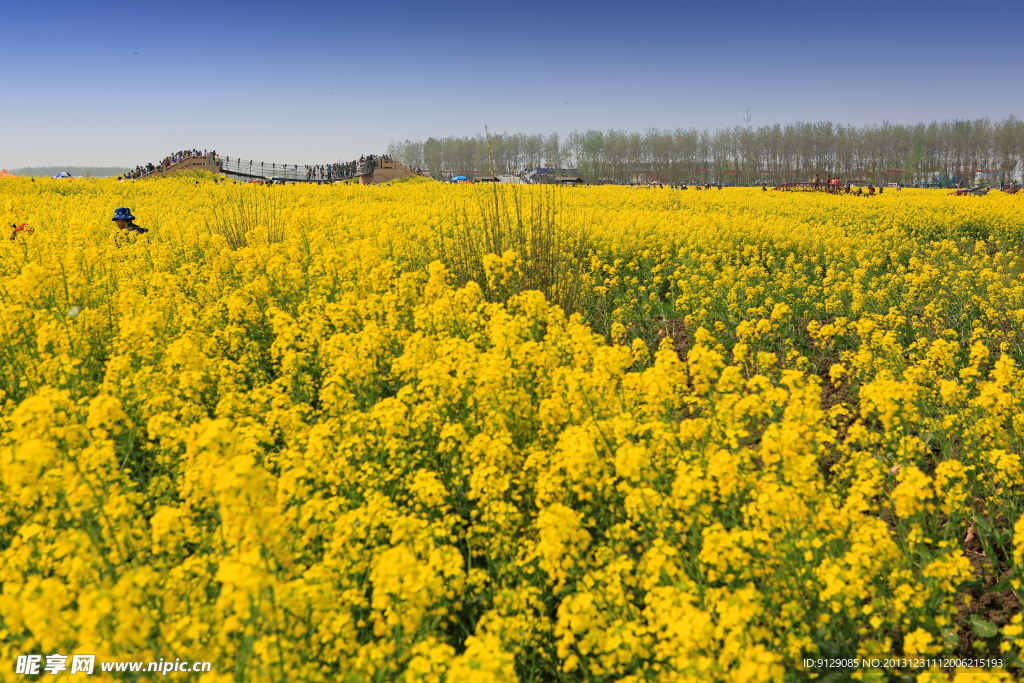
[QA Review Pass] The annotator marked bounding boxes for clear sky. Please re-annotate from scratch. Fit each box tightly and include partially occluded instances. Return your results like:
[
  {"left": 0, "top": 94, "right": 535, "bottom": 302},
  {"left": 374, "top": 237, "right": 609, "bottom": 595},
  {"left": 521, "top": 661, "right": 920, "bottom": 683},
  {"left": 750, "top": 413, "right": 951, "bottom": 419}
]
[{"left": 2, "top": 0, "right": 1021, "bottom": 168}]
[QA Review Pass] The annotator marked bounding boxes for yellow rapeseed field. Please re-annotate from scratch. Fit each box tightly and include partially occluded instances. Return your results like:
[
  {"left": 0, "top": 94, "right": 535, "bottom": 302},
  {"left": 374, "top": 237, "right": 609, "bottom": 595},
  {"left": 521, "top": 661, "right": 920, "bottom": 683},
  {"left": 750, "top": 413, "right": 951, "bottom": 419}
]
[{"left": 2, "top": 173, "right": 1023, "bottom": 681}]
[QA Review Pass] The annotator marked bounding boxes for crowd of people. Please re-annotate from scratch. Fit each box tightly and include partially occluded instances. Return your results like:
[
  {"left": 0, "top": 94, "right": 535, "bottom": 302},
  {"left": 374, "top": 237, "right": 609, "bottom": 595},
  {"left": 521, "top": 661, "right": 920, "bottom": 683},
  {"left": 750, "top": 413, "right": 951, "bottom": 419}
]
[
  {"left": 161, "top": 149, "right": 208, "bottom": 167},
  {"left": 678, "top": 183, "right": 721, "bottom": 190},
  {"left": 121, "top": 149, "right": 210, "bottom": 180},
  {"left": 629, "top": 182, "right": 723, "bottom": 190},
  {"left": 305, "top": 160, "right": 357, "bottom": 181},
  {"left": 304, "top": 154, "right": 401, "bottom": 181},
  {"left": 620, "top": 176, "right": 901, "bottom": 196},
  {"left": 812, "top": 174, "right": 894, "bottom": 195}
]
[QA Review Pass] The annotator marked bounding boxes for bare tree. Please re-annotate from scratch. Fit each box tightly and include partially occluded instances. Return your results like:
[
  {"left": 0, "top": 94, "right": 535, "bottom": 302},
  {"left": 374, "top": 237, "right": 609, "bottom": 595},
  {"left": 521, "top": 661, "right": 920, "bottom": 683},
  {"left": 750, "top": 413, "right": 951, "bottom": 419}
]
[{"left": 391, "top": 116, "right": 1023, "bottom": 186}]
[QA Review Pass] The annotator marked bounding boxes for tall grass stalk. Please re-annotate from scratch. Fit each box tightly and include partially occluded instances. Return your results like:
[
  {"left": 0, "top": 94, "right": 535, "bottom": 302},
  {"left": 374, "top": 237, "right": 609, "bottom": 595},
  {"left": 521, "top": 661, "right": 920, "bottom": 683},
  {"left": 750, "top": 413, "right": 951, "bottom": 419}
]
[
  {"left": 434, "top": 127, "right": 590, "bottom": 314},
  {"left": 204, "top": 185, "right": 285, "bottom": 250}
]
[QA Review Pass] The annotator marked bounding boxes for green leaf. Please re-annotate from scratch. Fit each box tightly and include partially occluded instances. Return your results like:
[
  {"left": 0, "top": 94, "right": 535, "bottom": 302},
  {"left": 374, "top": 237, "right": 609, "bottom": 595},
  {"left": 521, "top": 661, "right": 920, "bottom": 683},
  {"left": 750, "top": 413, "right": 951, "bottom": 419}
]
[
  {"left": 983, "top": 576, "right": 1014, "bottom": 593},
  {"left": 957, "top": 575, "right": 1017, "bottom": 595},
  {"left": 957, "top": 578, "right": 986, "bottom": 592},
  {"left": 943, "top": 628, "right": 959, "bottom": 648},
  {"left": 969, "top": 614, "right": 999, "bottom": 638}
]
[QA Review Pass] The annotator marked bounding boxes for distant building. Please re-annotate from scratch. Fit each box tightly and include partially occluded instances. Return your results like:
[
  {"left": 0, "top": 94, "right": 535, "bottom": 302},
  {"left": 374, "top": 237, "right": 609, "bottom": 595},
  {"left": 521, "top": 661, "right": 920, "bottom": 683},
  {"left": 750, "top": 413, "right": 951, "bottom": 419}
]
[{"left": 524, "top": 168, "right": 582, "bottom": 184}]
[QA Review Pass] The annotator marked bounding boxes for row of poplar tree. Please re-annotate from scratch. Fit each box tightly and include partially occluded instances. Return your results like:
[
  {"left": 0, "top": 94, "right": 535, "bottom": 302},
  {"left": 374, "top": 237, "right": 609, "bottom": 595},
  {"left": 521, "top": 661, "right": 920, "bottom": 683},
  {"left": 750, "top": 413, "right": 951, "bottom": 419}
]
[{"left": 387, "top": 117, "right": 1024, "bottom": 186}]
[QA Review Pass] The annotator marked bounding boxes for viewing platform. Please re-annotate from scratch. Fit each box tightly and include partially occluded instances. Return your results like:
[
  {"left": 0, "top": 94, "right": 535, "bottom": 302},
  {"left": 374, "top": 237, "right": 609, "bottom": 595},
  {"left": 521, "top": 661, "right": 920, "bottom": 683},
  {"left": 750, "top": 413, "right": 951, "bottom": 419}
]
[
  {"left": 135, "top": 153, "right": 221, "bottom": 179},
  {"left": 353, "top": 158, "right": 421, "bottom": 185},
  {"left": 131, "top": 151, "right": 423, "bottom": 185},
  {"left": 215, "top": 155, "right": 421, "bottom": 185}
]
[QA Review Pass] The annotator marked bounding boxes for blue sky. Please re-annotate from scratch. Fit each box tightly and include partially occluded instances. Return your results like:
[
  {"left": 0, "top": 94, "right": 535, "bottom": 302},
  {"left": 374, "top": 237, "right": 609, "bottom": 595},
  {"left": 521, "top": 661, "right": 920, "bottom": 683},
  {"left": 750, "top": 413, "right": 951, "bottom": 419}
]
[{"left": 2, "top": 0, "right": 1021, "bottom": 168}]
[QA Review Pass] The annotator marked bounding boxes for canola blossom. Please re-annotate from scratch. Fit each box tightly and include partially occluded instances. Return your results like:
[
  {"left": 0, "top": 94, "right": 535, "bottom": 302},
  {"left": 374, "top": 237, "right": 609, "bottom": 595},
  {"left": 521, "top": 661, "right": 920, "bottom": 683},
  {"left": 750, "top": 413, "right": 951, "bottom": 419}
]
[{"left": 1, "top": 173, "right": 1024, "bottom": 681}]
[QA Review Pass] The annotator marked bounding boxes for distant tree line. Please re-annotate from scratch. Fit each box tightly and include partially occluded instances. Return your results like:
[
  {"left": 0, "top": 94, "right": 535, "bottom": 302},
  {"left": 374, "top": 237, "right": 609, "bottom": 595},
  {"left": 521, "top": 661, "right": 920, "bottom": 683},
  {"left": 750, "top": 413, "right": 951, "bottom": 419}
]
[
  {"left": 388, "top": 117, "right": 1024, "bottom": 186},
  {"left": 9, "top": 167, "right": 131, "bottom": 178}
]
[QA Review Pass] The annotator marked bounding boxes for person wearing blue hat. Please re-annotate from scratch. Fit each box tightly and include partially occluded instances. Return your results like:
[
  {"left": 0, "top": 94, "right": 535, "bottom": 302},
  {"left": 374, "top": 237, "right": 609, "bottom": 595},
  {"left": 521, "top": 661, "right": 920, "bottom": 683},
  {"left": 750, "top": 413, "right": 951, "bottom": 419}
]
[
  {"left": 111, "top": 207, "right": 148, "bottom": 246},
  {"left": 112, "top": 207, "right": 147, "bottom": 232}
]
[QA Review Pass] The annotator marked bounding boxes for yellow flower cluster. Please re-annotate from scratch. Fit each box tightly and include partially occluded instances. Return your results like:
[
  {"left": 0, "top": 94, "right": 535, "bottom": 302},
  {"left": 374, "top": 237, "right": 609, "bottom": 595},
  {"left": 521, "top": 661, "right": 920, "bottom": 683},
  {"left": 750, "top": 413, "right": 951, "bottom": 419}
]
[{"left": 1, "top": 174, "right": 1023, "bottom": 681}]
